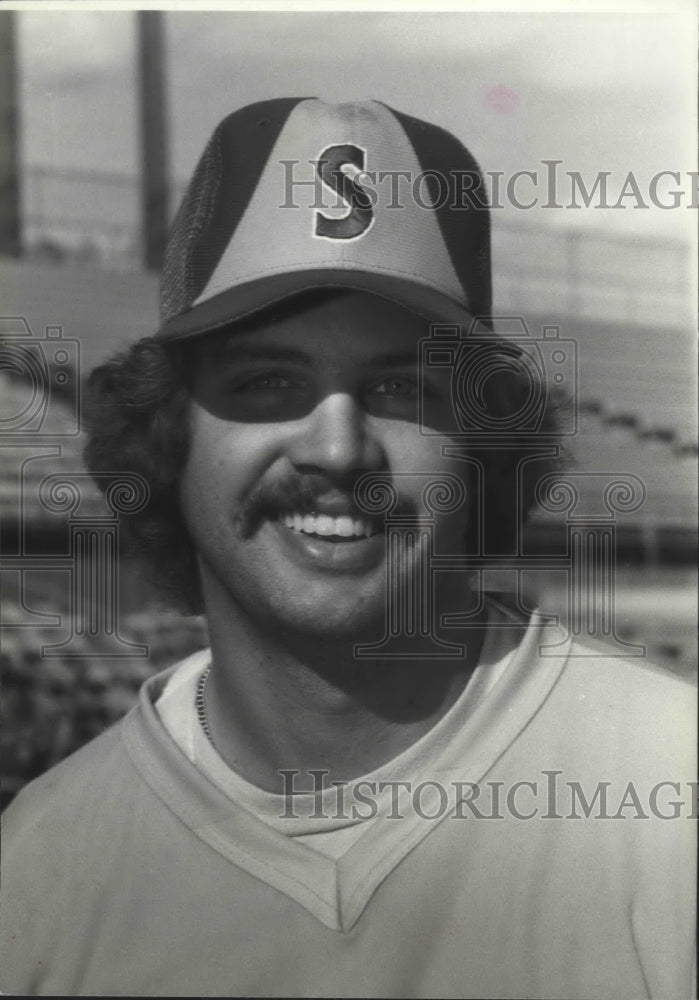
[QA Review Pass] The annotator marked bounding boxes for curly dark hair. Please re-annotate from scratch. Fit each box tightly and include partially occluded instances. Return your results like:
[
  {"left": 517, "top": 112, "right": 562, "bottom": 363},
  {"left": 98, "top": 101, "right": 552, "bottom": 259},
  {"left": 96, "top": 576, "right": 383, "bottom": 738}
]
[
  {"left": 84, "top": 337, "right": 201, "bottom": 612},
  {"left": 84, "top": 298, "right": 567, "bottom": 616}
]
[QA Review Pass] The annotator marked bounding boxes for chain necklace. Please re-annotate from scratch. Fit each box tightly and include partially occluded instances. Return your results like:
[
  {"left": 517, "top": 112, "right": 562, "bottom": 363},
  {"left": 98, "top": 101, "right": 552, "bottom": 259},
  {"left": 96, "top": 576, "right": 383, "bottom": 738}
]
[{"left": 195, "top": 665, "right": 214, "bottom": 745}]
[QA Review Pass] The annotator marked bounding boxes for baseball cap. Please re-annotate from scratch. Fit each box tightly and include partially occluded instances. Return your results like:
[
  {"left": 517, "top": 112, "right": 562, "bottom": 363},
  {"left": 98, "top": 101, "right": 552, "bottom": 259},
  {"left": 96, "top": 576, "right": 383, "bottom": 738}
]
[{"left": 156, "top": 98, "right": 493, "bottom": 342}]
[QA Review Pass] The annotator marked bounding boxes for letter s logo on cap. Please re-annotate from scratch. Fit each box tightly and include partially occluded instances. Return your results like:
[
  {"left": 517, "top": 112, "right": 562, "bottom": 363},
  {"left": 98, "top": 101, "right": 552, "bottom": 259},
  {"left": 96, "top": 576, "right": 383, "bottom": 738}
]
[{"left": 315, "top": 144, "right": 374, "bottom": 240}]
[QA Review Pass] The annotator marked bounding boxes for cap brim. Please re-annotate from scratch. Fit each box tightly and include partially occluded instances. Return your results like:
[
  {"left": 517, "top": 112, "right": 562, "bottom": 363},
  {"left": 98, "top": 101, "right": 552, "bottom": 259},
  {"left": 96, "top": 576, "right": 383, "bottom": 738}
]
[{"left": 154, "top": 269, "right": 484, "bottom": 342}]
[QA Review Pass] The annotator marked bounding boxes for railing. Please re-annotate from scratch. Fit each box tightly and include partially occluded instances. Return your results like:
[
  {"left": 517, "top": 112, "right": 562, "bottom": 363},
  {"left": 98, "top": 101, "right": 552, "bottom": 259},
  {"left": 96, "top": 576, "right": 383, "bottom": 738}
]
[
  {"left": 490, "top": 223, "right": 692, "bottom": 328},
  {"left": 22, "top": 165, "right": 144, "bottom": 270}
]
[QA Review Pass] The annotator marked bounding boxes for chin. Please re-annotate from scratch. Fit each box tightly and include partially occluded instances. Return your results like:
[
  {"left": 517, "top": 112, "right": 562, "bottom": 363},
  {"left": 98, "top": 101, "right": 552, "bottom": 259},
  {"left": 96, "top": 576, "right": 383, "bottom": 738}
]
[
  {"left": 265, "top": 596, "right": 388, "bottom": 645},
  {"left": 201, "top": 556, "right": 391, "bottom": 644}
]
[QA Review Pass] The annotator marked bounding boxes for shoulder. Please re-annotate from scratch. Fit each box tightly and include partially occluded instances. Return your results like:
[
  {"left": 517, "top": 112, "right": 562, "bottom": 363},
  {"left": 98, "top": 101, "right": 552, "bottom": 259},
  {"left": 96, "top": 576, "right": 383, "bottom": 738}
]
[
  {"left": 2, "top": 716, "right": 134, "bottom": 847},
  {"left": 1, "top": 714, "right": 140, "bottom": 983},
  {"left": 561, "top": 636, "right": 695, "bottom": 713},
  {"left": 540, "top": 635, "right": 696, "bottom": 776},
  {"left": 2, "top": 660, "right": 186, "bottom": 845}
]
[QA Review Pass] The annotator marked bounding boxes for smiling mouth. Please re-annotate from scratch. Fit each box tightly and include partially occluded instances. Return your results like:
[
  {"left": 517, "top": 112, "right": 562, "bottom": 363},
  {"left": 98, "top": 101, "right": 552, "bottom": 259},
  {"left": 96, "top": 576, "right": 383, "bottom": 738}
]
[{"left": 279, "top": 512, "right": 377, "bottom": 541}]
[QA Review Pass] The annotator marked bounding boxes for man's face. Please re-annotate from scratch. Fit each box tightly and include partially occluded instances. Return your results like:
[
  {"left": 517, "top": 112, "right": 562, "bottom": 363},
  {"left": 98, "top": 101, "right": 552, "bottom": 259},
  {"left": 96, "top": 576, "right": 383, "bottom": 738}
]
[{"left": 180, "top": 291, "right": 470, "bottom": 640}]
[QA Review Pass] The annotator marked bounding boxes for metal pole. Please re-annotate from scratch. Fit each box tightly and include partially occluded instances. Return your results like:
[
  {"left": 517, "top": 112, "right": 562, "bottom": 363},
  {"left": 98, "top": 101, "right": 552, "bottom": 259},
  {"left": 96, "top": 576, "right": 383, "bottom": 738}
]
[
  {"left": 0, "top": 12, "right": 21, "bottom": 256},
  {"left": 137, "top": 10, "right": 169, "bottom": 271}
]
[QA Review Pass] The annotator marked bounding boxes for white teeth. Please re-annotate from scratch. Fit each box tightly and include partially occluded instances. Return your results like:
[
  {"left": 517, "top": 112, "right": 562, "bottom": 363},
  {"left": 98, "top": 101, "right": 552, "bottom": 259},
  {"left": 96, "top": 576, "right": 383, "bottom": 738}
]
[
  {"left": 335, "top": 516, "right": 355, "bottom": 537},
  {"left": 279, "top": 513, "right": 376, "bottom": 539},
  {"left": 315, "top": 515, "right": 335, "bottom": 536}
]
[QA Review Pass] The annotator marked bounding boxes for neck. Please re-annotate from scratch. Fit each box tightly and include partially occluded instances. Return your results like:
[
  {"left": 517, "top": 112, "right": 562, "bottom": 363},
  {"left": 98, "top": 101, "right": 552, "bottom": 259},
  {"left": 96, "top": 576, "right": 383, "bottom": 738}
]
[{"left": 199, "top": 571, "right": 486, "bottom": 793}]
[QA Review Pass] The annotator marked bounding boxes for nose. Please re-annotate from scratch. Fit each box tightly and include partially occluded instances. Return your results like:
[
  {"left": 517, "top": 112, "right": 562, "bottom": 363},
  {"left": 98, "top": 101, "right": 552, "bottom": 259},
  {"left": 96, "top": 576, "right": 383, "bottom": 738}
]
[{"left": 287, "top": 392, "right": 385, "bottom": 477}]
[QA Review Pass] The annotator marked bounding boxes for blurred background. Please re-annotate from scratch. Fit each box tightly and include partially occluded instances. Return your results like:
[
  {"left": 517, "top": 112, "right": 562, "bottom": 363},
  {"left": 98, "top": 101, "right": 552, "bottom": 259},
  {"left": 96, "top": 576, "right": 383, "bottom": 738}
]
[{"left": 1, "top": 7, "right": 696, "bottom": 808}]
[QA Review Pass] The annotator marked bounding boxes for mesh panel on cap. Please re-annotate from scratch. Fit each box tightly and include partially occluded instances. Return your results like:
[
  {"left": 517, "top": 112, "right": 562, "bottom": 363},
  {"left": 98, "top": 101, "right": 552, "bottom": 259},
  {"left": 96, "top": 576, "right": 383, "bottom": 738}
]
[
  {"left": 160, "top": 130, "right": 222, "bottom": 323},
  {"left": 160, "top": 98, "right": 310, "bottom": 325}
]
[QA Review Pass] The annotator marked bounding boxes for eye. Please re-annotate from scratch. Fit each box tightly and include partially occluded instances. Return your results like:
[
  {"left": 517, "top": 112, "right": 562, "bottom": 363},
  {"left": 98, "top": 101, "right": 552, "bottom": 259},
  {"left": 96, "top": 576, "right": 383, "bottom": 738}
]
[
  {"left": 364, "top": 374, "right": 421, "bottom": 421},
  {"left": 228, "top": 370, "right": 312, "bottom": 420},
  {"left": 234, "top": 372, "right": 302, "bottom": 392},
  {"left": 229, "top": 369, "right": 306, "bottom": 395},
  {"left": 370, "top": 375, "right": 418, "bottom": 398},
  {"left": 191, "top": 365, "right": 314, "bottom": 423}
]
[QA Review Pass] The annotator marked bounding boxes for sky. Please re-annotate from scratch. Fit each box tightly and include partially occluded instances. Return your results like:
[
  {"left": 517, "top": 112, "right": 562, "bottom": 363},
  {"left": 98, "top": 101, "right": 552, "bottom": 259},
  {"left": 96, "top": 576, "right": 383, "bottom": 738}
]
[
  {"left": 5, "top": 2, "right": 697, "bottom": 341},
  {"left": 13, "top": 5, "right": 697, "bottom": 240}
]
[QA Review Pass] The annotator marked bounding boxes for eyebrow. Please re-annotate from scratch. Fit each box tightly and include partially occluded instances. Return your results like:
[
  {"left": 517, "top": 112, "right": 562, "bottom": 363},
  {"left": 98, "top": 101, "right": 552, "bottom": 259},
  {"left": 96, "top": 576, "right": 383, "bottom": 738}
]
[
  {"left": 207, "top": 344, "right": 313, "bottom": 365},
  {"left": 204, "top": 344, "right": 421, "bottom": 368},
  {"left": 369, "top": 349, "right": 421, "bottom": 368}
]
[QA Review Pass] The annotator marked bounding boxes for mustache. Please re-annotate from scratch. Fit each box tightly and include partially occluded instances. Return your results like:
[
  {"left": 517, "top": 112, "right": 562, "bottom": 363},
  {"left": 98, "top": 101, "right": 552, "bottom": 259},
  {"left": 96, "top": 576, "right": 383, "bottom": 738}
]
[{"left": 235, "top": 474, "right": 417, "bottom": 539}]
